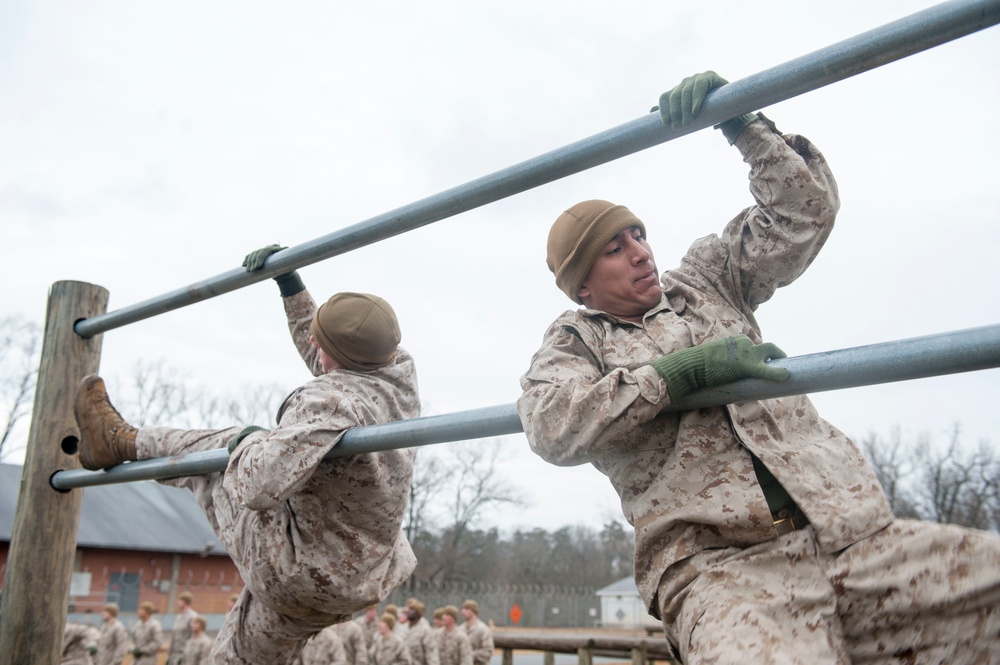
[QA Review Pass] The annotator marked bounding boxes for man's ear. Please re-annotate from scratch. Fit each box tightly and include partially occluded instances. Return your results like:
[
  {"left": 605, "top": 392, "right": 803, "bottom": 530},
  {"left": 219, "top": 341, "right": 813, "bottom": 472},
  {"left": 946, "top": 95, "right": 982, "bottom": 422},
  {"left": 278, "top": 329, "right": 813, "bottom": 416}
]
[{"left": 577, "top": 284, "right": 590, "bottom": 300}]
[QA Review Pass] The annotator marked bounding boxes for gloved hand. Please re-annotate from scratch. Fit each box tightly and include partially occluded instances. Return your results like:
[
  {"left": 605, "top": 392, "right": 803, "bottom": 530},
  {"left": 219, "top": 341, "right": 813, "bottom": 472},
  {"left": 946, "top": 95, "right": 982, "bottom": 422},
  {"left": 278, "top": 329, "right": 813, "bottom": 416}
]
[
  {"left": 656, "top": 71, "right": 759, "bottom": 144},
  {"left": 132, "top": 647, "right": 142, "bottom": 658},
  {"left": 88, "top": 646, "right": 97, "bottom": 655},
  {"left": 650, "top": 335, "right": 789, "bottom": 401},
  {"left": 242, "top": 244, "right": 306, "bottom": 297},
  {"left": 227, "top": 425, "right": 268, "bottom": 455}
]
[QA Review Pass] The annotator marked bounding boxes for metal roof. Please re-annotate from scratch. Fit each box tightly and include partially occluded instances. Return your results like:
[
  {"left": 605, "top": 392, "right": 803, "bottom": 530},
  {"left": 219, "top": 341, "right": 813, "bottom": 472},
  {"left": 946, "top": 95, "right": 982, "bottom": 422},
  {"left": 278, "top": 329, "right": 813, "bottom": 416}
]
[
  {"left": 1, "top": 464, "right": 227, "bottom": 555},
  {"left": 595, "top": 576, "right": 639, "bottom": 596}
]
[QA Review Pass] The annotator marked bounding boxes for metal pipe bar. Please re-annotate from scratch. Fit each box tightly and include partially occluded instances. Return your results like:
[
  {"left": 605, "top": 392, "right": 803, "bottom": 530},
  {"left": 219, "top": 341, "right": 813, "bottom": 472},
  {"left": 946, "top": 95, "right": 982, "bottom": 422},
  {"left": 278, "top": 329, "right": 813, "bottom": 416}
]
[
  {"left": 51, "top": 323, "right": 1000, "bottom": 490},
  {"left": 74, "top": 0, "right": 1000, "bottom": 338}
]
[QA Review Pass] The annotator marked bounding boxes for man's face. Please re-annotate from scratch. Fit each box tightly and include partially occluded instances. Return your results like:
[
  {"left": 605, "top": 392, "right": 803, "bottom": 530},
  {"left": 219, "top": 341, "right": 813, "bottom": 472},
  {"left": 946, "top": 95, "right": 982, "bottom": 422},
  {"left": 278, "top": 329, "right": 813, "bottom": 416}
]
[
  {"left": 138, "top": 607, "right": 150, "bottom": 621},
  {"left": 577, "top": 226, "right": 660, "bottom": 321},
  {"left": 101, "top": 610, "right": 113, "bottom": 623},
  {"left": 310, "top": 335, "right": 341, "bottom": 373},
  {"left": 460, "top": 607, "right": 473, "bottom": 622},
  {"left": 442, "top": 614, "right": 455, "bottom": 629}
]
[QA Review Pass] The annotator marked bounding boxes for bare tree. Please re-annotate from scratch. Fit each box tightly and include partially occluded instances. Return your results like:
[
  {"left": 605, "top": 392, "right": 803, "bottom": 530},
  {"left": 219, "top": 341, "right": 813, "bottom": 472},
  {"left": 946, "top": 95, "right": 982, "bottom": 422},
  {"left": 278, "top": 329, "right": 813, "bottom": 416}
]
[
  {"left": 863, "top": 424, "right": 999, "bottom": 533},
  {"left": 0, "top": 316, "right": 40, "bottom": 463},
  {"left": 416, "top": 439, "right": 529, "bottom": 582}
]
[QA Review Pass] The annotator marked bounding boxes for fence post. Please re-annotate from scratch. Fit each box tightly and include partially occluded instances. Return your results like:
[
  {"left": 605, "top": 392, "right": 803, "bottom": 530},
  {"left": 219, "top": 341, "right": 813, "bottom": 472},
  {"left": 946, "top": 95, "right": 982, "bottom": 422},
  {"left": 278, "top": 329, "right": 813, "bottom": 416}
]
[
  {"left": 577, "top": 648, "right": 593, "bottom": 665},
  {"left": 0, "top": 281, "right": 108, "bottom": 665}
]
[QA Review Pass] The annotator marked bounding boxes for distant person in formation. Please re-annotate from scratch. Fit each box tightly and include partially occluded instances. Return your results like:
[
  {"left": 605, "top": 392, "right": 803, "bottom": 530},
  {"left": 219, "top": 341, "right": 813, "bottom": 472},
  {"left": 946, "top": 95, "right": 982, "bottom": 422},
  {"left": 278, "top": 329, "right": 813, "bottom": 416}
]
[
  {"left": 61, "top": 621, "right": 99, "bottom": 665},
  {"left": 403, "top": 599, "right": 439, "bottom": 665},
  {"left": 335, "top": 614, "right": 370, "bottom": 665},
  {"left": 74, "top": 245, "right": 421, "bottom": 665},
  {"left": 95, "top": 603, "right": 128, "bottom": 665},
  {"left": 459, "top": 601, "right": 492, "bottom": 665},
  {"left": 296, "top": 624, "right": 347, "bottom": 665},
  {"left": 166, "top": 591, "right": 197, "bottom": 665},
  {"left": 356, "top": 605, "right": 380, "bottom": 650},
  {"left": 369, "top": 613, "right": 411, "bottom": 665},
  {"left": 129, "top": 602, "right": 163, "bottom": 665},
  {"left": 431, "top": 609, "right": 444, "bottom": 632},
  {"left": 437, "top": 607, "right": 471, "bottom": 665},
  {"left": 517, "top": 70, "right": 1000, "bottom": 663},
  {"left": 181, "top": 616, "right": 214, "bottom": 665}
]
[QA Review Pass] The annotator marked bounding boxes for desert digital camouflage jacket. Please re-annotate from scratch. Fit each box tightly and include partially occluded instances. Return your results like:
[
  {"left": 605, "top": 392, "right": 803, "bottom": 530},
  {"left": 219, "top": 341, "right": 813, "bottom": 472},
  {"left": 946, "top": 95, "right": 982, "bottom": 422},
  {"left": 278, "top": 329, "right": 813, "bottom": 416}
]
[
  {"left": 222, "top": 290, "right": 420, "bottom": 617},
  {"left": 518, "top": 119, "right": 893, "bottom": 618}
]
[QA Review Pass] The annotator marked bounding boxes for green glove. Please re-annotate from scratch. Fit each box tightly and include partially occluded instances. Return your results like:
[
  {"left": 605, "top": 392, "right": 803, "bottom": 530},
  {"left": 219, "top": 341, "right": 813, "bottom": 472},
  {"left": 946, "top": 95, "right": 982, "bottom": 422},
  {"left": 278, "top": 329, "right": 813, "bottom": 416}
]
[
  {"left": 650, "top": 335, "right": 789, "bottom": 401},
  {"left": 89, "top": 646, "right": 97, "bottom": 655},
  {"left": 132, "top": 648, "right": 142, "bottom": 658},
  {"left": 242, "top": 244, "right": 306, "bottom": 297},
  {"left": 656, "top": 71, "right": 758, "bottom": 144},
  {"left": 227, "top": 425, "right": 268, "bottom": 455}
]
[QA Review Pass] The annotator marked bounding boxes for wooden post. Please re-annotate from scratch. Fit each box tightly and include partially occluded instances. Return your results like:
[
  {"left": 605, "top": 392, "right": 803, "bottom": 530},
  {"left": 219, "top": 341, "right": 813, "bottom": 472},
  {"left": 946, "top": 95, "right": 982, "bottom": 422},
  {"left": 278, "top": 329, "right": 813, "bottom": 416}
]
[
  {"left": 0, "top": 281, "right": 108, "bottom": 665},
  {"left": 577, "top": 648, "right": 593, "bottom": 665},
  {"left": 502, "top": 648, "right": 513, "bottom": 665},
  {"left": 543, "top": 651, "right": 555, "bottom": 665},
  {"left": 631, "top": 646, "right": 646, "bottom": 665}
]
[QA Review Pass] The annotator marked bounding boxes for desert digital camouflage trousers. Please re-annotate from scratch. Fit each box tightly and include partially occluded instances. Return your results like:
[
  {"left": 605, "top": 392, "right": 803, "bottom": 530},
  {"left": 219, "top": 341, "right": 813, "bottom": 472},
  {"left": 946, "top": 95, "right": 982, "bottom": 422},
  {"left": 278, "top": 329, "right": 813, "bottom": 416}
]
[
  {"left": 662, "top": 519, "right": 1000, "bottom": 664},
  {"left": 139, "top": 427, "right": 349, "bottom": 665}
]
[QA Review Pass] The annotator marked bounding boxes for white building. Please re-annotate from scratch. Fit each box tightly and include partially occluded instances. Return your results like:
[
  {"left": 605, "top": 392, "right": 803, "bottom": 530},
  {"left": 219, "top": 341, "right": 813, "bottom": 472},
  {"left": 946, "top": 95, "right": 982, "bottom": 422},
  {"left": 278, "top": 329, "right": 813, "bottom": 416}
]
[{"left": 596, "top": 577, "right": 660, "bottom": 629}]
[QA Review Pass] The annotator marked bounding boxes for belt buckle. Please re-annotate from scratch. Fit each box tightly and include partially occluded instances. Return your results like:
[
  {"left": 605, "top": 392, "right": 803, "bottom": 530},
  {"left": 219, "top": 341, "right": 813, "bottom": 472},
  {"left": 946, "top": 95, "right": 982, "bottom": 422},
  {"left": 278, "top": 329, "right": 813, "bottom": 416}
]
[{"left": 772, "top": 507, "right": 807, "bottom": 536}]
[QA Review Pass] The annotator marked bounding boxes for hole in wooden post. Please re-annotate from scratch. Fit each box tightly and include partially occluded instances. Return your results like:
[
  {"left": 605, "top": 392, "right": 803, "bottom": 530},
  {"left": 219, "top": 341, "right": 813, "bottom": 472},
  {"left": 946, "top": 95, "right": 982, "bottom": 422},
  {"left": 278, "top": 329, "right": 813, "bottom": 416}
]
[{"left": 62, "top": 435, "right": 79, "bottom": 456}]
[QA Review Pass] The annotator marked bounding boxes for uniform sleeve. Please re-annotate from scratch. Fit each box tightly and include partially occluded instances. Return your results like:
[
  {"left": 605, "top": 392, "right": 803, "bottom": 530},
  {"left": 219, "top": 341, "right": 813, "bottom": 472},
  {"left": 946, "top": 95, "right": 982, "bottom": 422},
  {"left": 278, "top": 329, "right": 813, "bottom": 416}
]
[
  {"left": 471, "top": 628, "right": 493, "bottom": 665},
  {"left": 517, "top": 317, "right": 668, "bottom": 466},
  {"left": 283, "top": 289, "right": 325, "bottom": 376},
  {"left": 459, "top": 635, "right": 473, "bottom": 665},
  {"left": 424, "top": 629, "right": 440, "bottom": 665},
  {"left": 225, "top": 380, "right": 350, "bottom": 510},
  {"left": 331, "top": 634, "right": 348, "bottom": 665},
  {"left": 683, "top": 119, "right": 840, "bottom": 312}
]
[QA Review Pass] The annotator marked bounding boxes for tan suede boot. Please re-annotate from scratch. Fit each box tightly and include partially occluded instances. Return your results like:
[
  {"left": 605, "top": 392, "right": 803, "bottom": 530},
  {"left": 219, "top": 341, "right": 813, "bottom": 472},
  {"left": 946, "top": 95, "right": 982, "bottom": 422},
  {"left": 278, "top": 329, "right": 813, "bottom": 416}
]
[{"left": 74, "top": 374, "right": 138, "bottom": 470}]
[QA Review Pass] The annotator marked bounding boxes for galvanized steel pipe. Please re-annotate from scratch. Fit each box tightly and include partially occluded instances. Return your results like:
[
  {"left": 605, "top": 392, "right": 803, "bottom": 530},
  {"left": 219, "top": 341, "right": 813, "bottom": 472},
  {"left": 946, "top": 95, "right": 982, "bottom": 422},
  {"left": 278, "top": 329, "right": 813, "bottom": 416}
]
[
  {"left": 73, "top": 0, "right": 1000, "bottom": 338},
  {"left": 50, "top": 324, "right": 1000, "bottom": 490}
]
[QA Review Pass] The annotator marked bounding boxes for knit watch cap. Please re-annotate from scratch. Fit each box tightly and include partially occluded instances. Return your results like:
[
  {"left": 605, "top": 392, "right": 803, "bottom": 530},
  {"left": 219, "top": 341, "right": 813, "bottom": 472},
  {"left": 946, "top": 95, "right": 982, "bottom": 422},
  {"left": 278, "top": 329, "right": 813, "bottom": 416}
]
[
  {"left": 103, "top": 603, "right": 120, "bottom": 617},
  {"left": 461, "top": 599, "right": 479, "bottom": 614},
  {"left": 380, "top": 613, "right": 396, "bottom": 630},
  {"left": 442, "top": 605, "right": 459, "bottom": 620},
  {"left": 546, "top": 200, "right": 646, "bottom": 304},
  {"left": 310, "top": 292, "right": 401, "bottom": 372}
]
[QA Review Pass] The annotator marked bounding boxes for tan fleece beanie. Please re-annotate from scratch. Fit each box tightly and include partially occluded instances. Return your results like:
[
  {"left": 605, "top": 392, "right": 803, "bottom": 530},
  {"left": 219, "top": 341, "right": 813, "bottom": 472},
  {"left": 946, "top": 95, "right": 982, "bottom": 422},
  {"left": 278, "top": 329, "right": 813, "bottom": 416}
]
[
  {"left": 310, "top": 292, "right": 400, "bottom": 372},
  {"left": 546, "top": 200, "right": 646, "bottom": 304}
]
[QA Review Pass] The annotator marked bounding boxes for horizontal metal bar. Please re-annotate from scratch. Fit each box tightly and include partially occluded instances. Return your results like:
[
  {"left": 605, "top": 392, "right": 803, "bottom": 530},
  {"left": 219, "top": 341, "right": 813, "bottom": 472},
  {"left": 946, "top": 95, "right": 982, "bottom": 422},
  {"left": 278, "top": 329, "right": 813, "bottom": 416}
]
[
  {"left": 74, "top": 0, "right": 1000, "bottom": 338},
  {"left": 50, "top": 323, "right": 1000, "bottom": 490}
]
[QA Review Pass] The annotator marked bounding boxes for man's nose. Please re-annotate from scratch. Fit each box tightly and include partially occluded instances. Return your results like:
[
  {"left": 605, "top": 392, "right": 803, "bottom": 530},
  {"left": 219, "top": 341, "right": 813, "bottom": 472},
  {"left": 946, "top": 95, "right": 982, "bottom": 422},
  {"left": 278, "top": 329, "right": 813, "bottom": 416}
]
[{"left": 628, "top": 239, "right": 650, "bottom": 262}]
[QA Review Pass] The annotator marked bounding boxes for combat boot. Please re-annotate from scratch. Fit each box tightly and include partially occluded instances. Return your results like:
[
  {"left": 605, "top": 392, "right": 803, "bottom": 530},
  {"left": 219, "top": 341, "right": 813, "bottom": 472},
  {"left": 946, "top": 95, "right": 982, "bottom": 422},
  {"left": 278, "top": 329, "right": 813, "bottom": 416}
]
[{"left": 74, "top": 374, "right": 138, "bottom": 470}]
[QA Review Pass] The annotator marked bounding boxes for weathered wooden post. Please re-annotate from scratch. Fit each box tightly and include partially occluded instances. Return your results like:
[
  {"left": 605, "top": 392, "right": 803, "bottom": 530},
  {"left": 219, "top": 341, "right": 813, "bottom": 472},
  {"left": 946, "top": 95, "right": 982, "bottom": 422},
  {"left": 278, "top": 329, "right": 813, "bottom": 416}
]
[{"left": 0, "top": 281, "right": 108, "bottom": 664}]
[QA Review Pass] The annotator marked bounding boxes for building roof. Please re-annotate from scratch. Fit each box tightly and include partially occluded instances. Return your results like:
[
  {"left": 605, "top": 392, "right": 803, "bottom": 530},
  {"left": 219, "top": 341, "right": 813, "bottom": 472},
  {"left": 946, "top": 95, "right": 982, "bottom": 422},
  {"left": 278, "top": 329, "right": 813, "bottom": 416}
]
[
  {"left": 1, "top": 464, "right": 227, "bottom": 555},
  {"left": 596, "top": 576, "right": 639, "bottom": 596}
]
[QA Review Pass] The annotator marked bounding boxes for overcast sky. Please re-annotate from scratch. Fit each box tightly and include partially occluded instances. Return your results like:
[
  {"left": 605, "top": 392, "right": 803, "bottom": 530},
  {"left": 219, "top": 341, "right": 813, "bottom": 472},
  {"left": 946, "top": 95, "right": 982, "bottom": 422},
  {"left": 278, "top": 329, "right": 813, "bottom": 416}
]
[{"left": 2, "top": 1, "right": 998, "bottom": 533}]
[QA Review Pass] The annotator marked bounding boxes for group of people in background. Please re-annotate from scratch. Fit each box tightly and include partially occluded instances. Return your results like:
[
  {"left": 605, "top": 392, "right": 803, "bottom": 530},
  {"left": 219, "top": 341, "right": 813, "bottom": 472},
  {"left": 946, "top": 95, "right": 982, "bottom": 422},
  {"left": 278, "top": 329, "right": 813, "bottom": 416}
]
[
  {"left": 61, "top": 594, "right": 494, "bottom": 665},
  {"left": 296, "top": 598, "right": 494, "bottom": 665},
  {"left": 61, "top": 592, "right": 218, "bottom": 665}
]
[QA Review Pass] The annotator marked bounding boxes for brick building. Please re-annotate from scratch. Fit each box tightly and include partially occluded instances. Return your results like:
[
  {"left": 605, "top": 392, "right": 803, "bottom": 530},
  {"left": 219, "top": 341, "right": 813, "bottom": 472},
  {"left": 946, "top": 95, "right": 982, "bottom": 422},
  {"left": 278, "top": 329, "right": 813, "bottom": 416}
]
[{"left": 0, "top": 463, "right": 243, "bottom": 621}]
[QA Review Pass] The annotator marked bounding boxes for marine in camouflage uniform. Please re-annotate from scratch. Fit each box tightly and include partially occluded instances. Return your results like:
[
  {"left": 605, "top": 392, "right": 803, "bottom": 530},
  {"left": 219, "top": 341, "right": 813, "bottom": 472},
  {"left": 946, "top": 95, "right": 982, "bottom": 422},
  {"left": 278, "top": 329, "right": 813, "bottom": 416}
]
[
  {"left": 403, "top": 600, "right": 440, "bottom": 665},
  {"left": 370, "top": 614, "right": 411, "bottom": 665},
  {"left": 297, "top": 625, "right": 348, "bottom": 665},
  {"left": 436, "top": 607, "right": 471, "bottom": 665},
  {"left": 166, "top": 591, "right": 196, "bottom": 665},
  {"left": 95, "top": 603, "right": 128, "bottom": 665},
  {"left": 336, "top": 616, "right": 371, "bottom": 665},
  {"left": 517, "top": 72, "right": 1000, "bottom": 664},
  {"left": 459, "top": 601, "right": 492, "bottom": 665},
  {"left": 61, "top": 622, "right": 100, "bottom": 665},
  {"left": 181, "top": 616, "right": 214, "bottom": 665},
  {"left": 129, "top": 602, "right": 163, "bottom": 665},
  {"left": 75, "top": 261, "right": 420, "bottom": 664}
]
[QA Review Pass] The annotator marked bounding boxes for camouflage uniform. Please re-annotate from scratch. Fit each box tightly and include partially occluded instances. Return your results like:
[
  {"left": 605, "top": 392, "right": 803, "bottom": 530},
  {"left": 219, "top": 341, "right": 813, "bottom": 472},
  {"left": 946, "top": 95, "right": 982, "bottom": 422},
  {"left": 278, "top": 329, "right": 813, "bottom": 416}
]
[
  {"left": 405, "top": 617, "right": 441, "bottom": 665},
  {"left": 518, "top": 120, "right": 1000, "bottom": 663},
  {"left": 182, "top": 632, "right": 214, "bottom": 665},
  {"left": 370, "top": 632, "right": 411, "bottom": 665},
  {"left": 437, "top": 628, "right": 472, "bottom": 665},
  {"left": 95, "top": 617, "right": 128, "bottom": 665},
  {"left": 461, "top": 620, "right": 492, "bottom": 665},
  {"left": 61, "top": 622, "right": 99, "bottom": 665},
  {"left": 297, "top": 625, "right": 347, "bottom": 665},
  {"left": 129, "top": 616, "right": 163, "bottom": 665},
  {"left": 336, "top": 618, "right": 371, "bottom": 665},
  {"left": 140, "top": 289, "right": 420, "bottom": 664},
  {"left": 167, "top": 606, "right": 196, "bottom": 665}
]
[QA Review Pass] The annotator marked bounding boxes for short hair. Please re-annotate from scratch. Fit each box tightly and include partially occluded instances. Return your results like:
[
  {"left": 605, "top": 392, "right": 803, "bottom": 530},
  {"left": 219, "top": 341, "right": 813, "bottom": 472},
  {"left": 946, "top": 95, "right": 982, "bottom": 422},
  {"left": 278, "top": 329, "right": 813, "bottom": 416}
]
[
  {"left": 191, "top": 615, "right": 207, "bottom": 630},
  {"left": 442, "top": 605, "right": 459, "bottom": 620},
  {"left": 178, "top": 591, "right": 193, "bottom": 605},
  {"left": 461, "top": 599, "right": 479, "bottom": 615},
  {"left": 103, "top": 603, "right": 120, "bottom": 617}
]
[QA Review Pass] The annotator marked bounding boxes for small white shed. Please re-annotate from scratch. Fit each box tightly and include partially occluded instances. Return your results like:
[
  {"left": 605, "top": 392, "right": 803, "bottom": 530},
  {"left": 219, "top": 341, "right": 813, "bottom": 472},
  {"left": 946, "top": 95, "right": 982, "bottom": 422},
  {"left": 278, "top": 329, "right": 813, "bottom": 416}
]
[{"left": 596, "top": 576, "right": 661, "bottom": 629}]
